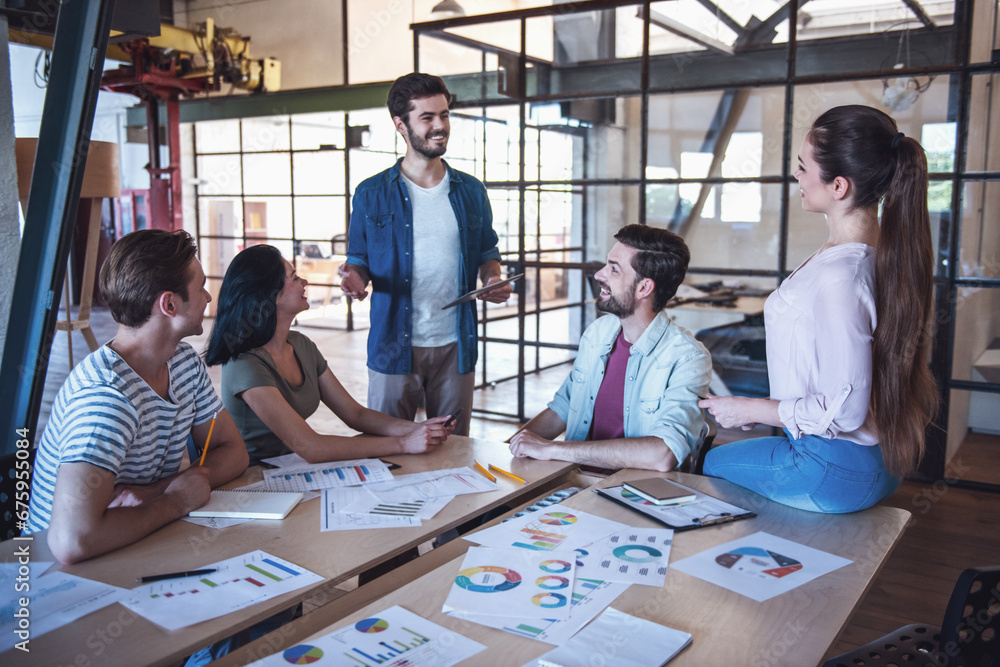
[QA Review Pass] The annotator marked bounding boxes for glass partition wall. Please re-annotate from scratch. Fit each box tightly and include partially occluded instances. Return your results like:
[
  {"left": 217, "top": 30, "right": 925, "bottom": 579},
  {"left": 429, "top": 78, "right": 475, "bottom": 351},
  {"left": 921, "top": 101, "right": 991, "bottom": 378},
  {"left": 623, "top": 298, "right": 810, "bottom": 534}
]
[
  {"left": 406, "top": 0, "right": 1000, "bottom": 487},
  {"left": 188, "top": 0, "right": 999, "bottom": 487}
]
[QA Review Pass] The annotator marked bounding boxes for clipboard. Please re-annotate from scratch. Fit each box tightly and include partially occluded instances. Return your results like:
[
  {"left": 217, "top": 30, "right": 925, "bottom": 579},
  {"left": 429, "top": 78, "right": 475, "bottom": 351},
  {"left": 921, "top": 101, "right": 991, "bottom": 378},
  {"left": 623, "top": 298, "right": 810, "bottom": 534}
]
[
  {"left": 595, "top": 483, "right": 756, "bottom": 532},
  {"left": 441, "top": 273, "right": 523, "bottom": 310}
]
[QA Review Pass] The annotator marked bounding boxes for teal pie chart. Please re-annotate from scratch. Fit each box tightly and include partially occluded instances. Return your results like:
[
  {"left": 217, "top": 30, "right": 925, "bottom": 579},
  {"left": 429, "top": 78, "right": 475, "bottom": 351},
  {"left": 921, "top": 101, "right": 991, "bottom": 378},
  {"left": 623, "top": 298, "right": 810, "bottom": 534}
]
[
  {"left": 612, "top": 544, "right": 663, "bottom": 563},
  {"left": 455, "top": 565, "right": 522, "bottom": 592},
  {"left": 539, "top": 560, "right": 572, "bottom": 573}
]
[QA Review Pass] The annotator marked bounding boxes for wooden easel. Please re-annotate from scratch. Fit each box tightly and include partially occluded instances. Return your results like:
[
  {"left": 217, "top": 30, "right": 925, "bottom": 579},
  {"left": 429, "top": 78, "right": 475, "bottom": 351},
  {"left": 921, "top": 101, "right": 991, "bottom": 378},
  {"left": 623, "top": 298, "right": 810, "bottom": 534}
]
[{"left": 16, "top": 139, "right": 120, "bottom": 369}]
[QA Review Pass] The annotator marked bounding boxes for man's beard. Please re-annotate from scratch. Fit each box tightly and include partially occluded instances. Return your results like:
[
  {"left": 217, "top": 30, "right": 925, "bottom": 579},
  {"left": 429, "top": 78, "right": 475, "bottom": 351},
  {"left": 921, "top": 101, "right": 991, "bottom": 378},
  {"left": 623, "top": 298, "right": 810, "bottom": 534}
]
[
  {"left": 596, "top": 282, "right": 637, "bottom": 318},
  {"left": 407, "top": 124, "right": 448, "bottom": 159}
]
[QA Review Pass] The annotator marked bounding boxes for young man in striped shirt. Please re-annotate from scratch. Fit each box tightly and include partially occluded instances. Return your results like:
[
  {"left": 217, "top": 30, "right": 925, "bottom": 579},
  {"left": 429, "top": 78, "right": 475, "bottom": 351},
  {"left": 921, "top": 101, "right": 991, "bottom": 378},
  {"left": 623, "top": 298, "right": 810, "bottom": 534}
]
[{"left": 25, "top": 230, "right": 248, "bottom": 563}]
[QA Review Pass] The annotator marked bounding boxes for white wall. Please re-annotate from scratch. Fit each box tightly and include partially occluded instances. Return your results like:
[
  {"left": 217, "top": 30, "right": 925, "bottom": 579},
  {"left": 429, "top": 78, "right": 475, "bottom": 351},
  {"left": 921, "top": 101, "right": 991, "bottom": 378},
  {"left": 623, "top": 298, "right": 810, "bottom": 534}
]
[{"left": 9, "top": 43, "right": 149, "bottom": 190}]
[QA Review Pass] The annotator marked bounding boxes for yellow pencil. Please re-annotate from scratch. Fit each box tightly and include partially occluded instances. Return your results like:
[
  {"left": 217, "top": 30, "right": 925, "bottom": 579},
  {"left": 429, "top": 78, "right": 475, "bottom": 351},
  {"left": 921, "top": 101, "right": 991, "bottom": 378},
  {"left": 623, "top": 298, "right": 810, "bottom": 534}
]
[
  {"left": 473, "top": 460, "right": 496, "bottom": 482},
  {"left": 198, "top": 411, "right": 218, "bottom": 467},
  {"left": 489, "top": 464, "right": 526, "bottom": 484}
]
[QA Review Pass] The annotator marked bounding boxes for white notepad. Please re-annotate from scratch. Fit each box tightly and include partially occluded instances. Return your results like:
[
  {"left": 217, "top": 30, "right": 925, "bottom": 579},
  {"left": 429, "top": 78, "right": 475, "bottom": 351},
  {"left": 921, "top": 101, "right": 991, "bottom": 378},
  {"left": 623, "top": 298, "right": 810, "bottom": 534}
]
[{"left": 188, "top": 489, "right": 303, "bottom": 520}]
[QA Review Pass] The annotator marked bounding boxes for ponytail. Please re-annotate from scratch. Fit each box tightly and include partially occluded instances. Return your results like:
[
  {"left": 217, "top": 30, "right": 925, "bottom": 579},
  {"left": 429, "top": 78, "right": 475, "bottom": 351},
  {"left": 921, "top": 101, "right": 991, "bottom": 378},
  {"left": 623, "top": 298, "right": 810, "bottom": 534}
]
[
  {"left": 809, "top": 105, "right": 939, "bottom": 476},
  {"left": 871, "top": 136, "right": 939, "bottom": 476}
]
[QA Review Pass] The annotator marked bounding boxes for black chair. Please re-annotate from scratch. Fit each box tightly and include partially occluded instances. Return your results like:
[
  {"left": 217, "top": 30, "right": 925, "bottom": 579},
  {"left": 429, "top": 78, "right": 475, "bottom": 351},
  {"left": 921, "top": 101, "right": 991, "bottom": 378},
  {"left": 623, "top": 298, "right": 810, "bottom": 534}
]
[{"left": 824, "top": 565, "right": 1000, "bottom": 667}]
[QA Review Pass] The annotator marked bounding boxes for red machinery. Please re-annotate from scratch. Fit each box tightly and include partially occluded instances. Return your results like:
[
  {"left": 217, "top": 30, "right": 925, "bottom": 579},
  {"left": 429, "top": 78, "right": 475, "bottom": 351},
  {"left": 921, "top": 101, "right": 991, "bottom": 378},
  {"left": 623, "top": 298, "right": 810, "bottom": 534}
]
[{"left": 100, "top": 19, "right": 279, "bottom": 230}]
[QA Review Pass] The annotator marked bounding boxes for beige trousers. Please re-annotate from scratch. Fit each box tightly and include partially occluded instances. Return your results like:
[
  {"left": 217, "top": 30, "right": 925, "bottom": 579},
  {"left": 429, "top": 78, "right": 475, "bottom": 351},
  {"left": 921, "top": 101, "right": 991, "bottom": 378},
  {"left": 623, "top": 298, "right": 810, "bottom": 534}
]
[{"left": 367, "top": 343, "right": 474, "bottom": 436}]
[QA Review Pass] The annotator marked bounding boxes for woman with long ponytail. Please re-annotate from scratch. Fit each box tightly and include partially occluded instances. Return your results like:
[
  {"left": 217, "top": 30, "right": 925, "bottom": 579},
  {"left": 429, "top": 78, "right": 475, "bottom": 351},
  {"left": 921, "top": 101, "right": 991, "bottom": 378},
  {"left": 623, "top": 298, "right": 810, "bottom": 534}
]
[{"left": 698, "top": 105, "right": 938, "bottom": 513}]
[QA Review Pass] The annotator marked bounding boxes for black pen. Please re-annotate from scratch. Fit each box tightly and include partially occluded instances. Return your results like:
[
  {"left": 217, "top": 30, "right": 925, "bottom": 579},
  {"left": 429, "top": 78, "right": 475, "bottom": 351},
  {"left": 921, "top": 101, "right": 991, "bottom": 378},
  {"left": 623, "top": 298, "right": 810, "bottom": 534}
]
[{"left": 137, "top": 568, "right": 217, "bottom": 583}]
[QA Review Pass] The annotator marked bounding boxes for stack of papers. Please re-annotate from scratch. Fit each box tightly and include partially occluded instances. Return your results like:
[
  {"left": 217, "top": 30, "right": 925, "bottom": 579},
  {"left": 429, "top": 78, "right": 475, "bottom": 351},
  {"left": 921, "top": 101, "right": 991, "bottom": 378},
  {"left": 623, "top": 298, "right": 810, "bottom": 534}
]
[
  {"left": 443, "top": 546, "right": 631, "bottom": 645},
  {"left": 321, "top": 467, "right": 499, "bottom": 531},
  {"left": 454, "top": 509, "right": 678, "bottom": 645},
  {"left": 468, "top": 507, "right": 626, "bottom": 552}
]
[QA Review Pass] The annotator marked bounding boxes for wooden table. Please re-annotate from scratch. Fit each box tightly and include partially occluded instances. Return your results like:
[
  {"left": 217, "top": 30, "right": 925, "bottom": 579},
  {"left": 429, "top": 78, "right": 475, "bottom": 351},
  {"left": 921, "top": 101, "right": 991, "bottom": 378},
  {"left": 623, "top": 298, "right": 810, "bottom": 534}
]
[
  {"left": 220, "top": 469, "right": 911, "bottom": 667},
  {"left": 0, "top": 436, "right": 578, "bottom": 667}
]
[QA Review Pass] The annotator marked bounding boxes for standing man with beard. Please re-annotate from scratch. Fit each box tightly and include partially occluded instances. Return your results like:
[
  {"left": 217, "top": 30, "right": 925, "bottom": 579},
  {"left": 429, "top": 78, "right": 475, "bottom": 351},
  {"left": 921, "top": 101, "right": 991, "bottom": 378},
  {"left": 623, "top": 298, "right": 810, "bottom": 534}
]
[
  {"left": 341, "top": 73, "right": 511, "bottom": 436},
  {"left": 509, "top": 225, "right": 711, "bottom": 471}
]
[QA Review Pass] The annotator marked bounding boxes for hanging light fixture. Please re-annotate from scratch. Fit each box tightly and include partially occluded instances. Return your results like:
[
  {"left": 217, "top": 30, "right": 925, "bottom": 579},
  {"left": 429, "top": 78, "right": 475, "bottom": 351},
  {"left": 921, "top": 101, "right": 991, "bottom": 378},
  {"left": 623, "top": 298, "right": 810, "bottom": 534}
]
[
  {"left": 880, "top": 23, "right": 935, "bottom": 113},
  {"left": 429, "top": 0, "right": 466, "bottom": 20}
]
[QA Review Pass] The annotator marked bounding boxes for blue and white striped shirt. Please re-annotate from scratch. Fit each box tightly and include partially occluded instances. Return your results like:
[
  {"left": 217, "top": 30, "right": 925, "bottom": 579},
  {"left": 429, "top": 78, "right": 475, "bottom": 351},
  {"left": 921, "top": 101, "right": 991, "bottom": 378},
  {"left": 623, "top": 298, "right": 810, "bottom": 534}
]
[{"left": 25, "top": 342, "right": 222, "bottom": 534}]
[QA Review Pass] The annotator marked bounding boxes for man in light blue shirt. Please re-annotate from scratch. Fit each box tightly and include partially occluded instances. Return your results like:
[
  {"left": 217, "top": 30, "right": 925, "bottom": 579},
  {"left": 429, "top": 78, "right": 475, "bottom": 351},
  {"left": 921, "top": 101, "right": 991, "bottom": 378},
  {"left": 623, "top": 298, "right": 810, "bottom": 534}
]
[{"left": 509, "top": 225, "right": 711, "bottom": 472}]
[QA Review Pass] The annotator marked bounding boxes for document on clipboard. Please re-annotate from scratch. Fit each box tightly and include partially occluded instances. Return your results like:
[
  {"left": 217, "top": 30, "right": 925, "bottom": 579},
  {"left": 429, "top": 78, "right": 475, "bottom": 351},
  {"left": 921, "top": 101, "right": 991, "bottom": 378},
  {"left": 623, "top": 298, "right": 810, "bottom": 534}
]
[
  {"left": 595, "top": 480, "right": 755, "bottom": 532},
  {"left": 441, "top": 273, "right": 523, "bottom": 310}
]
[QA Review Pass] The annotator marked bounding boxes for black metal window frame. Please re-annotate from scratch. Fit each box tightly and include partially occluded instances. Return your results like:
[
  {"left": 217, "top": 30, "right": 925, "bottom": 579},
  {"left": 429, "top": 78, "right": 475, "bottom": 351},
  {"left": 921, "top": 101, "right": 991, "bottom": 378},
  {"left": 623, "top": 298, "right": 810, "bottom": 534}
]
[{"left": 411, "top": 0, "right": 1000, "bottom": 485}]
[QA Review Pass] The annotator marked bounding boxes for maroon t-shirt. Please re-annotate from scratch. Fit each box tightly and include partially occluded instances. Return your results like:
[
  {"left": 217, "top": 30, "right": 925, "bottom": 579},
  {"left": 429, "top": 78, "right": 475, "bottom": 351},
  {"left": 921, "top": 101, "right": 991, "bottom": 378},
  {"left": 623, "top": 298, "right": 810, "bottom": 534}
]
[{"left": 590, "top": 329, "right": 632, "bottom": 441}]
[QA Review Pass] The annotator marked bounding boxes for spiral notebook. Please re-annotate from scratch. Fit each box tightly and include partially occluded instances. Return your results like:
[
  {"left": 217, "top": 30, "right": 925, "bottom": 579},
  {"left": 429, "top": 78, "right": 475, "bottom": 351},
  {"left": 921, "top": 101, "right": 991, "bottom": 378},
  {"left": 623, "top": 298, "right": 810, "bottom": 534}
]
[{"left": 188, "top": 489, "right": 303, "bottom": 520}]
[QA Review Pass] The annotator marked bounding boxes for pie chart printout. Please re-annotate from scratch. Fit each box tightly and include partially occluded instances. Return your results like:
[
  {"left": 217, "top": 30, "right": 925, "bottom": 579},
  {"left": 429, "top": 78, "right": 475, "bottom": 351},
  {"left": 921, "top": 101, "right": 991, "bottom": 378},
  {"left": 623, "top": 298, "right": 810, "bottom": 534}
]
[
  {"left": 281, "top": 644, "right": 323, "bottom": 664},
  {"left": 355, "top": 617, "right": 390, "bottom": 633},
  {"left": 715, "top": 546, "right": 804, "bottom": 578},
  {"left": 455, "top": 565, "right": 523, "bottom": 593}
]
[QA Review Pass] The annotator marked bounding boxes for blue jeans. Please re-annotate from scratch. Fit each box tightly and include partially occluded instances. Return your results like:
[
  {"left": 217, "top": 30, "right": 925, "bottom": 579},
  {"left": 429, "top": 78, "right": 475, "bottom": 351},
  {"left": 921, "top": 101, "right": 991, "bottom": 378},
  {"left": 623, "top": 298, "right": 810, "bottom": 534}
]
[{"left": 702, "top": 430, "right": 900, "bottom": 514}]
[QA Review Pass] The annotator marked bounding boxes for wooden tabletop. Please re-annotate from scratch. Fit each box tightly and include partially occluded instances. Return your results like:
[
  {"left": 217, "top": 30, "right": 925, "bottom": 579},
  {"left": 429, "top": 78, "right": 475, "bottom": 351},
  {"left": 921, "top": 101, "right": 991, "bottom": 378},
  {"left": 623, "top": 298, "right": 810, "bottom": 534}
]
[
  {"left": 0, "top": 436, "right": 578, "bottom": 667},
  {"left": 225, "top": 469, "right": 911, "bottom": 667}
]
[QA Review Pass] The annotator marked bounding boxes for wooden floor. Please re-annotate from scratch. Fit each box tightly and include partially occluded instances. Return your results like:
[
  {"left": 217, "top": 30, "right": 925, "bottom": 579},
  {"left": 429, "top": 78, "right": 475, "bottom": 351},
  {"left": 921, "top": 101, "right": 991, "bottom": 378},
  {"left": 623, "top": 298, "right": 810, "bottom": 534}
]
[
  {"left": 945, "top": 430, "right": 1000, "bottom": 486},
  {"left": 36, "top": 305, "right": 1000, "bottom": 665}
]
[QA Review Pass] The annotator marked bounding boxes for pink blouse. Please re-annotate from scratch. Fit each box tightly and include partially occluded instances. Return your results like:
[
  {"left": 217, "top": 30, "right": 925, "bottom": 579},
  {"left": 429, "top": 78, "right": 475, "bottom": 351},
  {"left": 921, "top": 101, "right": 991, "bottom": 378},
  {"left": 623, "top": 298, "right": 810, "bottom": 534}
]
[{"left": 765, "top": 243, "right": 878, "bottom": 446}]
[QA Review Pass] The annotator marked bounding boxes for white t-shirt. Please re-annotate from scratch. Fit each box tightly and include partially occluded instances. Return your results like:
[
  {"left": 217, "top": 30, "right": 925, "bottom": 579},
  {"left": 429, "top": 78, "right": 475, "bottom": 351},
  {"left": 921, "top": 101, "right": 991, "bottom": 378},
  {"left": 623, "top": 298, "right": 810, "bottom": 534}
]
[{"left": 403, "top": 171, "right": 460, "bottom": 347}]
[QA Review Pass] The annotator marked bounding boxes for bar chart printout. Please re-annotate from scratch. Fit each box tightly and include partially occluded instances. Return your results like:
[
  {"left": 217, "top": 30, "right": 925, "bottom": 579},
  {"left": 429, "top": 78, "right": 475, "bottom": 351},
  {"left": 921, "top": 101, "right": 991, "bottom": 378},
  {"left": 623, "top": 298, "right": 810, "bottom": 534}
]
[
  {"left": 250, "top": 605, "right": 485, "bottom": 666},
  {"left": 122, "top": 551, "right": 323, "bottom": 631},
  {"left": 262, "top": 459, "right": 393, "bottom": 492}
]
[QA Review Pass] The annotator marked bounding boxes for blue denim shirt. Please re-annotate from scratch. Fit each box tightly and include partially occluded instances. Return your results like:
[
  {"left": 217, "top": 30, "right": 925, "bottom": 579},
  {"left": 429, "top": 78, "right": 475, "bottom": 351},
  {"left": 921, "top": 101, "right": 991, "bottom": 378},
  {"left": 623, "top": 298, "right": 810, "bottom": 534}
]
[
  {"left": 548, "top": 311, "right": 712, "bottom": 465},
  {"left": 346, "top": 158, "right": 501, "bottom": 375}
]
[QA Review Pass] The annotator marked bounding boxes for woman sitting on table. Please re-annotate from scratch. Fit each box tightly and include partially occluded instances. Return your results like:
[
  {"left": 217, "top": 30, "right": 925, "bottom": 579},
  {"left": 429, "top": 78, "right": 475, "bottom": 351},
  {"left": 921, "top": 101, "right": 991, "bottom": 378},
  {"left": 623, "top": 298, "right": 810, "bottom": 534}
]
[
  {"left": 699, "top": 104, "right": 938, "bottom": 513},
  {"left": 204, "top": 244, "right": 453, "bottom": 465}
]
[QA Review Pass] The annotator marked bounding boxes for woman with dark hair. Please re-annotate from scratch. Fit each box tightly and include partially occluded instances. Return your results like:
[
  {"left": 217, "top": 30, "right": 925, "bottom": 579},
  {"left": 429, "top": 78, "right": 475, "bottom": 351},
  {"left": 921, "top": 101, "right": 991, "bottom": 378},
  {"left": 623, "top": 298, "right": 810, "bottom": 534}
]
[
  {"left": 698, "top": 104, "right": 938, "bottom": 513},
  {"left": 205, "top": 244, "right": 453, "bottom": 464}
]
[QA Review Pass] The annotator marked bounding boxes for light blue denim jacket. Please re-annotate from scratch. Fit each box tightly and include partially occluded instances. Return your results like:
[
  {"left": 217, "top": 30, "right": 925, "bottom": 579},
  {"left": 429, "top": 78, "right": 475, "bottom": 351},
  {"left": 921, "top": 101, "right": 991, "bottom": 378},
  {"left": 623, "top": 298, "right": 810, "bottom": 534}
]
[{"left": 548, "top": 311, "right": 712, "bottom": 465}]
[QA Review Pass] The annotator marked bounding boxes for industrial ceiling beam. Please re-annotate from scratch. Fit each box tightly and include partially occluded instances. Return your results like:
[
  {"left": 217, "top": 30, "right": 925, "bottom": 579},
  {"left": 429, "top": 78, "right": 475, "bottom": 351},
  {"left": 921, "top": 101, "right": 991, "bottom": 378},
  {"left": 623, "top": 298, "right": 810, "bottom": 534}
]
[
  {"left": 901, "top": 0, "right": 936, "bottom": 29},
  {"left": 646, "top": 7, "right": 735, "bottom": 56},
  {"left": 124, "top": 27, "right": 954, "bottom": 125}
]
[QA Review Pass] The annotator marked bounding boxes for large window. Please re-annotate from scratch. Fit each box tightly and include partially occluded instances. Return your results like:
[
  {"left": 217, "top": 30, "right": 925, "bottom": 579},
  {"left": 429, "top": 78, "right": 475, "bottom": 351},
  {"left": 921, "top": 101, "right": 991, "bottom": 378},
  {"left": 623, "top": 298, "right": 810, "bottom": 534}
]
[
  {"left": 179, "top": 0, "right": 998, "bottom": 484},
  {"left": 405, "top": 0, "right": 1000, "bottom": 484}
]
